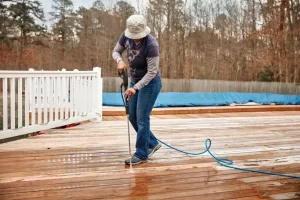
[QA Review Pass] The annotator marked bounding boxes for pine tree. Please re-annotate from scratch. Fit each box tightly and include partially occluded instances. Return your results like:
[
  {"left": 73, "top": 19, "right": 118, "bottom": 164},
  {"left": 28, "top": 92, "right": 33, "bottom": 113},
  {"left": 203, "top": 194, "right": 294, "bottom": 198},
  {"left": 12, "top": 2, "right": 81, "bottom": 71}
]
[
  {"left": 7, "top": 0, "right": 45, "bottom": 67},
  {"left": 8, "top": 0, "right": 45, "bottom": 40},
  {"left": 49, "top": 0, "right": 74, "bottom": 49},
  {"left": 0, "top": 1, "right": 11, "bottom": 42}
]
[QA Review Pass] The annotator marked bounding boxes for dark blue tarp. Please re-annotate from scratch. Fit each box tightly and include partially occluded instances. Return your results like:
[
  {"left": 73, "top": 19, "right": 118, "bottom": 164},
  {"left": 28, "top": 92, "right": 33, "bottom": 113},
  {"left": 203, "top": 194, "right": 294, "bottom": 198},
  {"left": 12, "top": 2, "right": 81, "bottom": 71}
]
[{"left": 103, "top": 92, "right": 300, "bottom": 108}]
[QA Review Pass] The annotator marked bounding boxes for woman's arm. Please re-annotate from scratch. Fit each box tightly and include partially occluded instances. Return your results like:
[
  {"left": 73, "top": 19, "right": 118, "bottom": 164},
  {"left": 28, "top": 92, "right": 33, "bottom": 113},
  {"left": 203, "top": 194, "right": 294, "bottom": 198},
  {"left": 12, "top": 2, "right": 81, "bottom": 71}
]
[{"left": 112, "top": 42, "right": 125, "bottom": 63}]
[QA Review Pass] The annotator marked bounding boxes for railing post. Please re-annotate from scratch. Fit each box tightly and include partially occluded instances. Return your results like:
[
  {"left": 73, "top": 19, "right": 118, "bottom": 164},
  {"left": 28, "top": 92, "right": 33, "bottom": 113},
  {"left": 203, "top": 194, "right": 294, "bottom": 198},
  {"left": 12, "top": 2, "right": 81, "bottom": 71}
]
[
  {"left": 93, "top": 67, "right": 102, "bottom": 122},
  {"left": 28, "top": 68, "right": 34, "bottom": 112},
  {"left": 73, "top": 69, "right": 79, "bottom": 117}
]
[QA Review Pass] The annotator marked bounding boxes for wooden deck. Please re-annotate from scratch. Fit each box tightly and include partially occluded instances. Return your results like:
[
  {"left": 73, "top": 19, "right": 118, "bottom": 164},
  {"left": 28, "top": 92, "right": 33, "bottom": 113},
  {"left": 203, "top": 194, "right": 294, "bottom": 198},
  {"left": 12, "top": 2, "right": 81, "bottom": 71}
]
[
  {"left": 102, "top": 105, "right": 300, "bottom": 116},
  {"left": 0, "top": 111, "right": 300, "bottom": 199}
]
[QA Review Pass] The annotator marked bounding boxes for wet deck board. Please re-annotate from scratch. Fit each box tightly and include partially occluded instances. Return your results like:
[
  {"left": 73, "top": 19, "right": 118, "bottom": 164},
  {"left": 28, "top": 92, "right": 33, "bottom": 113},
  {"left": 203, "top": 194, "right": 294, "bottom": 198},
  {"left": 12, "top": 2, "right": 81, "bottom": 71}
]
[{"left": 0, "top": 111, "right": 300, "bottom": 199}]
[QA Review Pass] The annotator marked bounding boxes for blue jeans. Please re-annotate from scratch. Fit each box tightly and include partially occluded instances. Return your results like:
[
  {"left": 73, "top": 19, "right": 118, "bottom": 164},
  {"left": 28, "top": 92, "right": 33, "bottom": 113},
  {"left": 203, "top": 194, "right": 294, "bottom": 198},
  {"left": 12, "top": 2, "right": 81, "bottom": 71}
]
[{"left": 128, "top": 74, "right": 162, "bottom": 160}]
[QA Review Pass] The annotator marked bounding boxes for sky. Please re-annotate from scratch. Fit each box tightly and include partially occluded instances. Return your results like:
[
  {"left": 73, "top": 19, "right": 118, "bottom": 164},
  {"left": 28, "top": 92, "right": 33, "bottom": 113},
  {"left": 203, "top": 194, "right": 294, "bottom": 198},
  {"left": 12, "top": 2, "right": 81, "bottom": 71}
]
[
  {"left": 40, "top": 0, "right": 137, "bottom": 19},
  {"left": 39, "top": 0, "right": 142, "bottom": 27},
  {"left": 40, "top": 0, "right": 141, "bottom": 27}
]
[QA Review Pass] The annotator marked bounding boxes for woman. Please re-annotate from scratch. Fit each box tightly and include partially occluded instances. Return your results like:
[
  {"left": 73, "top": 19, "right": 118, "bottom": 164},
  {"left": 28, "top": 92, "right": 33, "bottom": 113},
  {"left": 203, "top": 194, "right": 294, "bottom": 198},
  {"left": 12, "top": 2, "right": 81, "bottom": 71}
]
[{"left": 112, "top": 14, "right": 162, "bottom": 165}]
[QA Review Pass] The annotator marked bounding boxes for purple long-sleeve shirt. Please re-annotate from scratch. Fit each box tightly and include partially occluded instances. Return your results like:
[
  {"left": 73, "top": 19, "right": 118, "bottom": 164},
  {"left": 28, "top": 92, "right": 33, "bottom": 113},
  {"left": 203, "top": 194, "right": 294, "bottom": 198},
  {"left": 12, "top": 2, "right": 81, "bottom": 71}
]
[{"left": 112, "top": 32, "right": 160, "bottom": 90}]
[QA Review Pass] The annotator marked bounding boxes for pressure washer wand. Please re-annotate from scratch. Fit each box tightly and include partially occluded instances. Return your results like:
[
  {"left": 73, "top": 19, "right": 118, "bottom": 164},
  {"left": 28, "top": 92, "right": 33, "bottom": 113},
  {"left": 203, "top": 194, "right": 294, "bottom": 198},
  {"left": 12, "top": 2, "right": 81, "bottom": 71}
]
[
  {"left": 118, "top": 68, "right": 132, "bottom": 170},
  {"left": 125, "top": 99, "right": 133, "bottom": 170}
]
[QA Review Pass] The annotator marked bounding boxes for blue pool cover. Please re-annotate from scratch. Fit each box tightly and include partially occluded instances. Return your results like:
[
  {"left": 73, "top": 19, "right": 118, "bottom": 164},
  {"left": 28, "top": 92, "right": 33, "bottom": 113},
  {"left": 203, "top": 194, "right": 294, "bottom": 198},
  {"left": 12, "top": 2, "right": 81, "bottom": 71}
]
[{"left": 103, "top": 92, "right": 300, "bottom": 108}]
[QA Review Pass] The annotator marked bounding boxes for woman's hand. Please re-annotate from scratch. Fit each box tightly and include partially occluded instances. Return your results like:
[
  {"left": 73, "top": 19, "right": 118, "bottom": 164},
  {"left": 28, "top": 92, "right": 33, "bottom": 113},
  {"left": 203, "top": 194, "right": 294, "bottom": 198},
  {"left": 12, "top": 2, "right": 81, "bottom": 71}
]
[
  {"left": 118, "top": 60, "right": 126, "bottom": 74},
  {"left": 124, "top": 88, "right": 137, "bottom": 101}
]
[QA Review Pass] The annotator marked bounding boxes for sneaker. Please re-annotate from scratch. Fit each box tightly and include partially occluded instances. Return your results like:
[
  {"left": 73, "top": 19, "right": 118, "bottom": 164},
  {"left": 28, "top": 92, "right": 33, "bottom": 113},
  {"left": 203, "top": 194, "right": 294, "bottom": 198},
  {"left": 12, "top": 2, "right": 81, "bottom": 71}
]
[
  {"left": 148, "top": 143, "right": 162, "bottom": 158},
  {"left": 125, "top": 155, "right": 147, "bottom": 165}
]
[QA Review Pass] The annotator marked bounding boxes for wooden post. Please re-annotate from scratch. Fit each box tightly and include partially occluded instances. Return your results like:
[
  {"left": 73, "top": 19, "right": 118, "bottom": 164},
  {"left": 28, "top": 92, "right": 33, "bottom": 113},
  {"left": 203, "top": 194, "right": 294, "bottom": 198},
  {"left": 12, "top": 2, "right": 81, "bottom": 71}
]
[{"left": 93, "top": 67, "right": 102, "bottom": 122}]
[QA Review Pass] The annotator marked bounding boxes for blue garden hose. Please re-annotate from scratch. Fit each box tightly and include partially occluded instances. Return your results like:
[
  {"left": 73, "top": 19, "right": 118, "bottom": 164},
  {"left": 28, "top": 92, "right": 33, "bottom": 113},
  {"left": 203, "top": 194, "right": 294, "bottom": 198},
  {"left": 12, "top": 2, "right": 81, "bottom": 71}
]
[{"left": 120, "top": 88, "right": 300, "bottom": 179}]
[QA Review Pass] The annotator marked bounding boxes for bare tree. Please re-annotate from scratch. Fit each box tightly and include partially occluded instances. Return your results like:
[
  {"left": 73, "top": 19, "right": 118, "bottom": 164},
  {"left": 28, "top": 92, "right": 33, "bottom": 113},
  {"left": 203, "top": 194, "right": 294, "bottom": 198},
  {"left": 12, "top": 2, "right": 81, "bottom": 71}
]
[{"left": 1, "top": 0, "right": 299, "bottom": 83}]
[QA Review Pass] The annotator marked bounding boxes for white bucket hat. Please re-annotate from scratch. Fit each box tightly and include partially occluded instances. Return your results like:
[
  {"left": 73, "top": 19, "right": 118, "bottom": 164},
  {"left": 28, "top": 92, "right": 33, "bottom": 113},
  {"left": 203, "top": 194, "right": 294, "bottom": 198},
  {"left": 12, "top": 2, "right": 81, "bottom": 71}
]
[{"left": 125, "top": 15, "right": 151, "bottom": 39}]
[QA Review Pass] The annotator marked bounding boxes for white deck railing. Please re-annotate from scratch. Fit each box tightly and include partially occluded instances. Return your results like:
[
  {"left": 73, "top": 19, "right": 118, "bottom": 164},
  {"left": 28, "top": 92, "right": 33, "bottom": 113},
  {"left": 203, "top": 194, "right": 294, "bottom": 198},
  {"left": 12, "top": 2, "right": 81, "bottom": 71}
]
[{"left": 0, "top": 67, "right": 102, "bottom": 140}]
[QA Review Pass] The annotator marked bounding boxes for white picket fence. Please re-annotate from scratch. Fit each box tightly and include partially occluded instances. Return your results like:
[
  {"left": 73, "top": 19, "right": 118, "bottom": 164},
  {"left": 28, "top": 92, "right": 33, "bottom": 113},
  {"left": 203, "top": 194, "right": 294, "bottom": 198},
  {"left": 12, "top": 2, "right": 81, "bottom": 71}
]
[{"left": 0, "top": 67, "right": 102, "bottom": 140}]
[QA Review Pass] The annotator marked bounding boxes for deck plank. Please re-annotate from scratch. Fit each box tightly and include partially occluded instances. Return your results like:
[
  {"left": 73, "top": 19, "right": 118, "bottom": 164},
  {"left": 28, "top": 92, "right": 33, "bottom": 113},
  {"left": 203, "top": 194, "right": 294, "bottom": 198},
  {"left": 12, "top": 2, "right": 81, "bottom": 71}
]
[
  {"left": 0, "top": 111, "right": 299, "bottom": 199},
  {"left": 102, "top": 106, "right": 300, "bottom": 116}
]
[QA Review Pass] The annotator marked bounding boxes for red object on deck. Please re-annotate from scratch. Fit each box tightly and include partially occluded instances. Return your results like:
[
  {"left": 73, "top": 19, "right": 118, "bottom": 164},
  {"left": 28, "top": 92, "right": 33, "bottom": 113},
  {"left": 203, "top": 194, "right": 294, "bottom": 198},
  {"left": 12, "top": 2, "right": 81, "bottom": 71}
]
[
  {"left": 38, "top": 131, "right": 47, "bottom": 135},
  {"left": 66, "top": 123, "right": 80, "bottom": 128}
]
